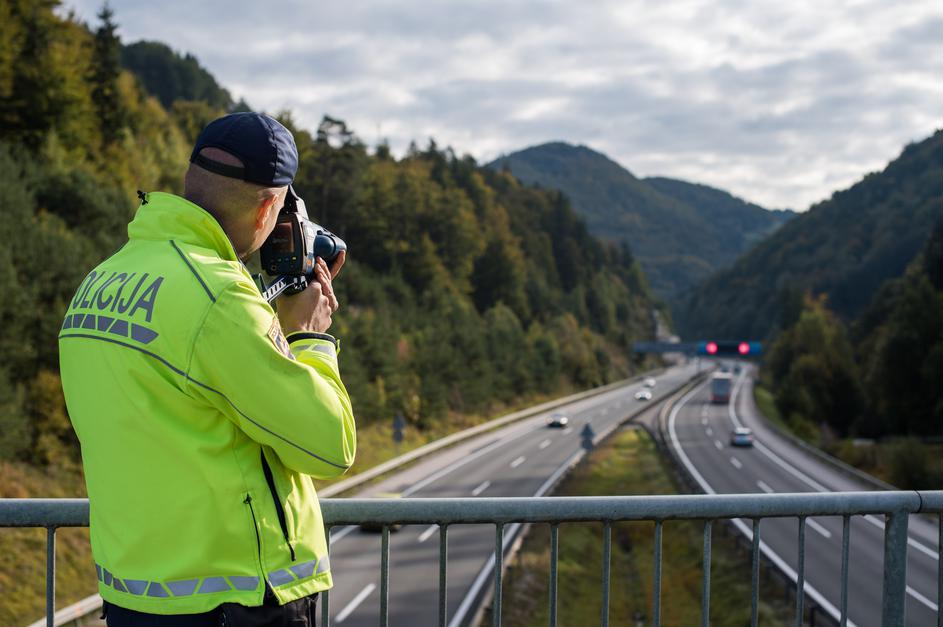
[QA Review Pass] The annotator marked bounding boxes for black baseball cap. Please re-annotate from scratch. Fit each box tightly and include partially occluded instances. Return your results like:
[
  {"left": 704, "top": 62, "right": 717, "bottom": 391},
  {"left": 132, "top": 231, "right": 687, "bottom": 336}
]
[{"left": 189, "top": 112, "right": 298, "bottom": 187}]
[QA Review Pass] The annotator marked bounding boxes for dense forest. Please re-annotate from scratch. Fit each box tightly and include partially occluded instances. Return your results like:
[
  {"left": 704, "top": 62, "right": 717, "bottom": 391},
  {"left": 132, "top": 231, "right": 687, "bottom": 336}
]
[
  {"left": 0, "top": 2, "right": 658, "bottom": 471},
  {"left": 764, "top": 217, "right": 943, "bottom": 485},
  {"left": 489, "top": 142, "right": 793, "bottom": 302},
  {"left": 680, "top": 129, "right": 943, "bottom": 341}
]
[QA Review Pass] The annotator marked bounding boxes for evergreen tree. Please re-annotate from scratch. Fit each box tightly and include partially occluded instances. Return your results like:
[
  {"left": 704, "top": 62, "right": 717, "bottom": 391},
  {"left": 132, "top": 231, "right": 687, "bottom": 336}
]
[{"left": 90, "top": 3, "right": 126, "bottom": 144}]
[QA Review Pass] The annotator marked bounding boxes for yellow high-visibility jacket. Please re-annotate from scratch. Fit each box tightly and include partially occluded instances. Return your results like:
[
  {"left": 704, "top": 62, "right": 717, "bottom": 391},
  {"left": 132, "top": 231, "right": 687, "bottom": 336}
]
[{"left": 59, "top": 191, "right": 356, "bottom": 614}]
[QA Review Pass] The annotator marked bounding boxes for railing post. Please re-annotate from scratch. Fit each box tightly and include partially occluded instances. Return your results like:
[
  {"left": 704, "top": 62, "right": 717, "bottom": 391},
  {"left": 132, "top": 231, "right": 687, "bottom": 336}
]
[
  {"left": 439, "top": 524, "right": 448, "bottom": 627},
  {"left": 494, "top": 523, "right": 504, "bottom": 627},
  {"left": 840, "top": 516, "right": 850, "bottom": 627},
  {"left": 652, "top": 520, "right": 662, "bottom": 627},
  {"left": 795, "top": 517, "right": 806, "bottom": 627},
  {"left": 751, "top": 518, "right": 761, "bottom": 627},
  {"left": 601, "top": 521, "right": 611, "bottom": 627},
  {"left": 46, "top": 526, "right": 56, "bottom": 627},
  {"left": 380, "top": 526, "right": 390, "bottom": 627},
  {"left": 549, "top": 523, "right": 559, "bottom": 627},
  {"left": 701, "top": 520, "right": 711, "bottom": 627},
  {"left": 322, "top": 526, "right": 332, "bottom": 627},
  {"left": 881, "top": 511, "right": 908, "bottom": 627}
]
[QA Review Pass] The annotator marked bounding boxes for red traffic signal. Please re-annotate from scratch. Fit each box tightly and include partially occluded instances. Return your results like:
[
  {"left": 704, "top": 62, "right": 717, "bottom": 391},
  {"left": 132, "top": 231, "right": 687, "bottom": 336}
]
[{"left": 697, "top": 341, "right": 762, "bottom": 356}]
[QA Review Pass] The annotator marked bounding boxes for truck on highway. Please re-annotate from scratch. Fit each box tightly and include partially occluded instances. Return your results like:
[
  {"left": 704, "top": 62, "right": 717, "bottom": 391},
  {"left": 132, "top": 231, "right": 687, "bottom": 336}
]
[{"left": 710, "top": 372, "right": 733, "bottom": 404}]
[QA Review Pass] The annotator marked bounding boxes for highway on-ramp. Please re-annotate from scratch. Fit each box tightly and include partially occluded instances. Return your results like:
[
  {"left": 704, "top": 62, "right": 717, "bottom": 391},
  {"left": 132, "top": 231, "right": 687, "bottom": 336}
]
[
  {"left": 323, "top": 363, "right": 699, "bottom": 626},
  {"left": 664, "top": 365, "right": 939, "bottom": 627}
]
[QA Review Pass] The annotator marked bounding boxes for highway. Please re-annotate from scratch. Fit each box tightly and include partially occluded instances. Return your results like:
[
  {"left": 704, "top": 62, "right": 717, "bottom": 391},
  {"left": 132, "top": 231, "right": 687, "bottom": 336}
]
[
  {"left": 663, "top": 364, "right": 940, "bottom": 627},
  {"left": 323, "top": 363, "right": 699, "bottom": 626}
]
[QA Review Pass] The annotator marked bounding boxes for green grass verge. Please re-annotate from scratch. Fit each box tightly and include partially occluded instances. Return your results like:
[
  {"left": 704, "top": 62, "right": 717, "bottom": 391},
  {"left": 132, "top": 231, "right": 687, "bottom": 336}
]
[{"left": 499, "top": 429, "right": 794, "bottom": 627}]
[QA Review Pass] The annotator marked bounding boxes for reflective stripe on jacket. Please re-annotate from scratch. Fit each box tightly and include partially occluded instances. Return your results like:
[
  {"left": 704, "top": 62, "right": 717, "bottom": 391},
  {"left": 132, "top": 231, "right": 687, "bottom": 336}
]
[{"left": 59, "top": 192, "right": 356, "bottom": 614}]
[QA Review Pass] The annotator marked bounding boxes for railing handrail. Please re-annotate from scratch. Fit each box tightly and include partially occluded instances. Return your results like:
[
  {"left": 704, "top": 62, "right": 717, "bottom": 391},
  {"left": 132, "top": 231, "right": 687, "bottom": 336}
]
[
  {"left": 3, "top": 491, "right": 942, "bottom": 528},
  {"left": 5, "top": 493, "right": 940, "bottom": 627}
]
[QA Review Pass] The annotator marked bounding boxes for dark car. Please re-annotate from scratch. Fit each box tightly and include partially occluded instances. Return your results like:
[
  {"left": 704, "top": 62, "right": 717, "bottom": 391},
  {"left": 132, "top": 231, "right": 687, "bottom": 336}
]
[{"left": 546, "top": 412, "right": 569, "bottom": 428}]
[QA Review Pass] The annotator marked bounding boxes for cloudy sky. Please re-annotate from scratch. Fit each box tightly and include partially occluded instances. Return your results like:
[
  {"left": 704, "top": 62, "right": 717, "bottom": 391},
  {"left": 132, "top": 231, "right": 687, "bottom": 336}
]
[{"left": 67, "top": 0, "right": 943, "bottom": 210}]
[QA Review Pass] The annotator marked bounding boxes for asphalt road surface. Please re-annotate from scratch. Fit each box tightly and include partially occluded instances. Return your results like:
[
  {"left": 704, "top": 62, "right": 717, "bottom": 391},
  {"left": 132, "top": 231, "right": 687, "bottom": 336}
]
[
  {"left": 664, "top": 364, "right": 939, "bottom": 627},
  {"left": 323, "top": 363, "right": 699, "bottom": 626}
]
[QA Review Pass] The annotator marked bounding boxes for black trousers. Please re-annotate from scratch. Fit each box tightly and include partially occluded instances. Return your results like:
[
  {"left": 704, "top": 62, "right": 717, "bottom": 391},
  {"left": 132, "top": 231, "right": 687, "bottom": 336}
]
[{"left": 103, "top": 593, "right": 317, "bottom": 627}]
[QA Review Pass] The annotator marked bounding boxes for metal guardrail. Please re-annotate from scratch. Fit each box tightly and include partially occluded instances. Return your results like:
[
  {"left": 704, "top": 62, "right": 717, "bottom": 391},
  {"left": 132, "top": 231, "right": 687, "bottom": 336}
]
[{"left": 3, "top": 493, "right": 942, "bottom": 627}]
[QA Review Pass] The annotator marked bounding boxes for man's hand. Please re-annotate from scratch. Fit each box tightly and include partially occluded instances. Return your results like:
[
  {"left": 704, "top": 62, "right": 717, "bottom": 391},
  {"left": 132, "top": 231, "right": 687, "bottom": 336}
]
[{"left": 277, "top": 251, "right": 345, "bottom": 334}]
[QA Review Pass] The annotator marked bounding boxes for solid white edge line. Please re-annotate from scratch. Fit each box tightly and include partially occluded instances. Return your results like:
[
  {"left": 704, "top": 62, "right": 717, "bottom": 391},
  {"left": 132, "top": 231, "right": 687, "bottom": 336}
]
[
  {"left": 668, "top": 379, "right": 858, "bottom": 627},
  {"left": 334, "top": 583, "right": 376, "bottom": 623},
  {"left": 449, "top": 449, "right": 586, "bottom": 627},
  {"left": 472, "top": 480, "right": 491, "bottom": 496},
  {"left": 331, "top": 525, "right": 357, "bottom": 542},
  {"left": 731, "top": 370, "right": 940, "bottom": 562},
  {"left": 417, "top": 524, "right": 438, "bottom": 544}
]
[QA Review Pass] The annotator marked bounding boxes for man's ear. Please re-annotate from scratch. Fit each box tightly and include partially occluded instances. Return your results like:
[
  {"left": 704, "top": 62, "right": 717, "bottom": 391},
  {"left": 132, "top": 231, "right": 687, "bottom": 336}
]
[{"left": 254, "top": 193, "right": 279, "bottom": 230}]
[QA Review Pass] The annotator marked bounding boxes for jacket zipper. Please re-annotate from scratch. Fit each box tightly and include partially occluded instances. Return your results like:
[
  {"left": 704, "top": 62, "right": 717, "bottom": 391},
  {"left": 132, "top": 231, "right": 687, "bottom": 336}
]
[
  {"left": 260, "top": 450, "right": 296, "bottom": 561},
  {"left": 244, "top": 494, "right": 277, "bottom": 601}
]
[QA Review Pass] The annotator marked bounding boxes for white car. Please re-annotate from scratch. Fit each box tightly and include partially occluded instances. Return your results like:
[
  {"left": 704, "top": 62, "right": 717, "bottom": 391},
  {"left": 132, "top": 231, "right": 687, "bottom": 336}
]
[
  {"left": 546, "top": 412, "right": 569, "bottom": 428},
  {"left": 730, "top": 427, "right": 754, "bottom": 447},
  {"left": 634, "top": 389, "right": 652, "bottom": 401},
  {"left": 643, "top": 378, "right": 657, "bottom": 388}
]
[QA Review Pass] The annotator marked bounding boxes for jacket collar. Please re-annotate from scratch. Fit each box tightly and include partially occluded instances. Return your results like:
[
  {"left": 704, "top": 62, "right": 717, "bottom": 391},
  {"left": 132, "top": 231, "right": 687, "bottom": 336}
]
[{"left": 128, "top": 192, "right": 240, "bottom": 262}]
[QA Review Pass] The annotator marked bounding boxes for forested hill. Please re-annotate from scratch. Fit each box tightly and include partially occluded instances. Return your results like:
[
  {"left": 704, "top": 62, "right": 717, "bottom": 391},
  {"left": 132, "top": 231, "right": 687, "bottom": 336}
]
[
  {"left": 645, "top": 177, "right": 794, "bottom": 249},
  {"left": 679, "top": 128, "right": 943, "bottom": 341},
  {"left": 488, "top": 142, "right": 793, "bottom": 301},
  {"left": 0, "top": 3, "right": 658, "bottom": 471}
]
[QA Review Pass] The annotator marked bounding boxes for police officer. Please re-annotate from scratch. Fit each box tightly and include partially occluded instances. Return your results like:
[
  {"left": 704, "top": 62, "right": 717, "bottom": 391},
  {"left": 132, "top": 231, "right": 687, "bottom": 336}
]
[{"left": 59, "top": 112, "right": 356, "bottom": 626}]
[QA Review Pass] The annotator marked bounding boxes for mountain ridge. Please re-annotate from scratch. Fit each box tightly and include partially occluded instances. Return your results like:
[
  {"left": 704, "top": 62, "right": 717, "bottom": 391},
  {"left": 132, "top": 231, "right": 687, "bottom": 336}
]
[
  {"left": 678, "top": 129, "right": 943, "bottom": 340},
  {"left": 488, "top": 142, "right": 794, "bottom": 302}
]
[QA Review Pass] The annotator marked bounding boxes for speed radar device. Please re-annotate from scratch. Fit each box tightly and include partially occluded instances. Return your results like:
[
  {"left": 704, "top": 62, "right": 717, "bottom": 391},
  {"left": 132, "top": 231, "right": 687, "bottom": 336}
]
[{"left": 258, "top": 185, "right": 346, "bottom": 303}]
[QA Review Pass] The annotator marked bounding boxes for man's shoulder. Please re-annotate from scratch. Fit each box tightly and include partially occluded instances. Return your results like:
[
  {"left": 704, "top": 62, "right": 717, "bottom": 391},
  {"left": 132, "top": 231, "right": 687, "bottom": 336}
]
[{"left": 167, "top": 240, "right": 258, "bottom": 304}]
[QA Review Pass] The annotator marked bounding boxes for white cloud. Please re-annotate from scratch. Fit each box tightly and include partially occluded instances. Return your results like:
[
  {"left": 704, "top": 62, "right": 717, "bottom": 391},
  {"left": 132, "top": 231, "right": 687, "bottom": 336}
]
[{"left": 65, "top": 0, "right": 943, "bottom": 210}]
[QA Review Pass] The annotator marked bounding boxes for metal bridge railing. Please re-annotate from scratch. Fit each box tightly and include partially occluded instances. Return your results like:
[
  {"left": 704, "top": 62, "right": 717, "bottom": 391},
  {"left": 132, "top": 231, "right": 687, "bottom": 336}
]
[{"left": 3, "top": 492, "right": 942, "bottom": 627}]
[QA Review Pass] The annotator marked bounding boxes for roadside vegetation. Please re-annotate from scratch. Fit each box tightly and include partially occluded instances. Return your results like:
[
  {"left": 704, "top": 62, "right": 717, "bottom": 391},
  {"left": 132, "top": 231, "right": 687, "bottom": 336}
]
[
  {"left": 757, "top": 221, "right": 943, "bottom": 489},
  {"left": 500, "top": 429, "right": 793, "bottom": 627}
]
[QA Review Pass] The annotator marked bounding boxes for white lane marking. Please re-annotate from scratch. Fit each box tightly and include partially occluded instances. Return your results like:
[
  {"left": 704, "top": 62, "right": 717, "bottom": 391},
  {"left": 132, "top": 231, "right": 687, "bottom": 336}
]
[
  {"left": 757, "top": 480, "right": 774, "bottom": 493},
  {"left": 510, "top": 456, "right": 526, "bottom": 468},
  {"left": 562, "top": 427, "right": 573, "bottom": 435},
  {"left": 730, "top": 456, "right": 742, "bottom": 470},
  {"left": 714, "top": 440, "right": 723, "bottom": 450},
  {"left": 417, "top": 524, "right": 438, "bottom": 543},
  {"left": 906, "top": 584, "right": 939, "bottom": 611},
  {"left": 806, "top": 518, "right": 832, "bottom": 539},
  {"left": 450, "top": 449, "right": 585, "bottom": 627},
  {"left": 331, "top": 525, "right": 357, "bottom": 542},
  {"left": 335, "top": 583, "right": 376, "bottom": 623},
  {"left": 471, "top": 480, "right": 491, "bottom": 496},
  {"left": 730, "top": 371, "right": 940, "bottom": 562},
  {"left": 399, "top": 421, "right": 536, "bottom": 498},
  {"left": 706, "top": 427, "right": 713, "bottom": 436},
  {"left": 539, "top": 439, "right": 551, "bottom": 450},
  {"left": 668, "top": 380, "right": 858, "bottom": 627}
]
